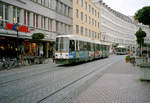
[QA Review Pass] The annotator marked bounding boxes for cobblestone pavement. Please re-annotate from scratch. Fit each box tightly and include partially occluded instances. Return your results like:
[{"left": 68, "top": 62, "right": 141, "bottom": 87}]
[
  {"left": 73, "top": 57, "right": 150, "bottom": 103},
  {"left": 0, "top": 55, "right": 121, "bottom": 103}
]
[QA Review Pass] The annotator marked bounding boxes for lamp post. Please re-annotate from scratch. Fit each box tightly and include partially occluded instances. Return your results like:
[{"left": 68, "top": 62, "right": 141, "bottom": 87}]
[{"left": 15, "top": 23, "right": 19, "bottom": 58}]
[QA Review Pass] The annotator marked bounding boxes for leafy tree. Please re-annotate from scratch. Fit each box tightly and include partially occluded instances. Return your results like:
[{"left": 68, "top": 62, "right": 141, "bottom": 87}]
[
  {"left": 135, "top": 28, "right": 146, "bottom": 56},
  {"left": 134, "top": 6, "right": 150, "bottom": 27},
  {"left": 32, "top": 33, "right": 45, "bottom": 40}
]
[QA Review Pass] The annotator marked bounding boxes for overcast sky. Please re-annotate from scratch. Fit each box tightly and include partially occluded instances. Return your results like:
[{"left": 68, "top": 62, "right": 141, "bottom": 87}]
[{"left": 103, "top": 0, "right": 150, "bottom": 16}]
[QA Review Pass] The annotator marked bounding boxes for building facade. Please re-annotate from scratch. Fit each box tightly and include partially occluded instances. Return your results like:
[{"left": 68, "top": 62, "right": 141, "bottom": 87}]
[
  {"left": 0, "top": 0, "right": 72, "bottom": 59},
  {"left": 73, "top": 0, "right": 100, "bottom": 41},
  {"left": 93, "top": 0, "right": 137, "bottom": 52}
]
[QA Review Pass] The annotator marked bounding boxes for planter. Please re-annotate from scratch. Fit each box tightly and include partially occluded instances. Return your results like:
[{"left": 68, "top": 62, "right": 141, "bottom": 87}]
[
  {"left": 135, "top": 57, "right": 147, "bottom": 66},
  {"left": 139, "top": 63, "right": 150, "bottom": 80},
  {"left": 125, "top": 56, "right": 130, "bottom": 63},
  {"left": 126, "top": 60, "right": 130, "bottom": 63}
]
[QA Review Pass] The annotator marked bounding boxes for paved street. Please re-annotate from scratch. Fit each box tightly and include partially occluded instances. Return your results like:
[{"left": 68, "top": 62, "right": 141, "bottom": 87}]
[
  {"left": 0, "top": 55, "right": 121, "bottom": 103},
  {"left": 73, "top": 56, "right": 150, "bottom": 103},
  {"left": 1, "top": 55, "right": 150, "bottom": 103}
]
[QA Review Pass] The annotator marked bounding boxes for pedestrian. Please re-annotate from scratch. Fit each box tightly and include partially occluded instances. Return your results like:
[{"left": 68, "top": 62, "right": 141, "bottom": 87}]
[{"left": 52, "top": 48, "right": 55, "bottom": 62}]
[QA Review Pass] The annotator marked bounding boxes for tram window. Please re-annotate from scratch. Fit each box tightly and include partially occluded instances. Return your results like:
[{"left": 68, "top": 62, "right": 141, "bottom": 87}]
[
  {"left": 91, "top": 43, "right": 94, "bottom": 51},
  {"left": 83, "top": 42, "right": 87, "bottom": 51},
  {"left": 69, "top": 40, "right": 75, "bottom": 51},
  {"left": 56, "top": 37, "right": 69, "bottom": 51},
  {"left": 79, "top": 41, "right": 84, "bottom": 51},
  {"left": 87, "top": 42, "right": 91, "bottom": 51},
  {"left": 56, "top": 38, "right": 59, "bottom": 51},
  {"left": 96, "top": 44, "right": 99, "bottom": 50},
  {"left": 76, "top": 40, "right": 78, "bottom": 51}
]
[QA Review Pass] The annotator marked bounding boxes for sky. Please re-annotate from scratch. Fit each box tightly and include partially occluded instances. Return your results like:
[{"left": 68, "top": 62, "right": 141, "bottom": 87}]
[{"left": 103, "top": 0, "right": 150, "bottom": 16}]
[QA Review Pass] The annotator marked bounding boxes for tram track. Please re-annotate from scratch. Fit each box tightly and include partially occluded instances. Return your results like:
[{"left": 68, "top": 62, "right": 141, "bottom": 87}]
[
  {"left": 0, "top": 65, "right": 64, "bottom": 86},
  {"left": 37, "top": 59, "right": 120, "bottom": 103},
  {"left": 2, "top": 57, "right": 120, "bottom": 103}
]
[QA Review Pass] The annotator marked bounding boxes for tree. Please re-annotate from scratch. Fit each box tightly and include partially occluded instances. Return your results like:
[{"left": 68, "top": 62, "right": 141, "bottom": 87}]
[
  {"left": 134, "top": 6, "right": 150, "bottom": 28},
  {"left": 32, "top": 33, "right": 45, "bottom": 40},
  {"left": 135, "top": 28, "right": 146, "bottom": 56}
]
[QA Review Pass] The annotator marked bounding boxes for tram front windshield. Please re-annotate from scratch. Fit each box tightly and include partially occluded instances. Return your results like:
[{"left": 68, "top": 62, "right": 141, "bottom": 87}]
[{"left": 56, "top": 37, "right": 69, "bottom": 51}]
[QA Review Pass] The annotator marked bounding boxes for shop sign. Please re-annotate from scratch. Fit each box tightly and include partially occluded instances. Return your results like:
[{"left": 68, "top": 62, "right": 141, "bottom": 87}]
[{"left": 5, "top": 22, "right": 30, "bottom": 33}]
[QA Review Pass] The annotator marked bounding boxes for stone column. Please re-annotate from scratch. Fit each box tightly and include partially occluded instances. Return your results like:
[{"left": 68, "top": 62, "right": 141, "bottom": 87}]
[
  {"left": 52, "top": 20, "right": 56, "bottom": 32},
  {"left": 8, "top": 5, "right": 13, "bottom": 23},
  {"left": 45, "top": 17, "right": 48, "bottom": 30},
  {"left": 29, "top": 12, "right": 33, "bottom": 27},
  {"left": 62, "top": 23, "right": 65, "bottom": 34},
  {"left": 20, "top": 9, "right": 24, "bottom": 25},
  {"left": 38, "top": 15, "right": 41, "bottom": 29}
]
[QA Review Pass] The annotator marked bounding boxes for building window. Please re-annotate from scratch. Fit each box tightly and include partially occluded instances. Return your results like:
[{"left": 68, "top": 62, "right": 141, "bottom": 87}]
[
  {"left": 85, "top": 28, "right": 87, "bottom": 36},
  {"left": 5, "top": 5, "right": 8, "bottom": 20},
  {"left": 56, "top": 0, "right": 59, "bottom": 11},
  {"left": 89, "top": 16, "right": 91, "bottom": 24},
  {"left": 81, "top": 0, "right": 83, "bottom": 7},
  {"left": 92, "top": 18, "right": 94, "bottom": 25},
  {"left": 89, "top": 29, "right": 91, "bottom": 37},
  {"left": 27, "top": 12, "right": 30, "bottom": 26},
  {"left": 42, "top": 0, "right": 45, "bottom": 5},
  {"left": 56, "top": 21, "right": 58, "bottom": 32},
  {"left": 41, "top": 16, "right": 43, "bottom": 28},
  {"left": 17, "top": 8, "right": 20, "bottom": 23},
  {"left": 85, "top": 14, "right": 87, "bottom": 22},
  {"left": 64, "top": 6, "right": 67, "bottom": 16},
  {"left": 76, "top": 25, "right": 79, "bottom": 34},
  {"left": 85, "top": 1, "right": 87, "bottom": 10},
  {"left": 24, "top": 11, "right": 27, "bottom": 25},
  {"left": 0, "top": 3, "right": 3, "bottom": 20},
  {"left": 36, "top": 14, "right": 38, "bottom": 28},
  {"left": 81, "top": 26, "right": 83, "bottom": 35},
  {"left": 81, "top": 12, "right": 83, "bottom": 21},
  {"left": 92, "top": 7, "right": 94, "bottom": 15},
  {"left": 89, "top": 5, "right": 91, "bottom": 12},
  {"left": 13, "top": 7, "right": 17, "bottom": 23},
  {"left": 76, "top": 0, "right": 78, "bottom": 4},
  {"left": 98, "top": 22, "right": 99, "bottom": 28},
  {"left": 95, "top": 10, "right": 97, "bottom": 16},
  {"left": 76, "top": 9, "right": 78, "bottom": 18},
  {"left": 98, "top": 12, "right": 99, "bottom": 18},
  {"left": 95, "top": 20, "right": 96, "bottom": 27},
  {"left": 33, "top": 14, "right": 36, "bottom": 27},
  {"left": 48, "top": 0, "right": 51, "bottom": 8}
]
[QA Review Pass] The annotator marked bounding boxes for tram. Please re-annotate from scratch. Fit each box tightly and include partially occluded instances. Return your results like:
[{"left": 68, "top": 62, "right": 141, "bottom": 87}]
[
  {"left": 114, "top": 45, "right": 128, "bottom": 55},
  {"left": 55, "top": 35, "right": 110, "bottom": 64}
]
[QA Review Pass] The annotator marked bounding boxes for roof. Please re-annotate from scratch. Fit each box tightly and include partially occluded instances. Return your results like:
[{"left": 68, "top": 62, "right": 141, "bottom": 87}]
[{"left": 56, "top": 35, "right": 110, "bottom": 45}]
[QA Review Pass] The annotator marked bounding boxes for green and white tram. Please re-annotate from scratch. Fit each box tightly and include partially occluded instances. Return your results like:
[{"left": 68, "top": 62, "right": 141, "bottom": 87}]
[
  {"left": 114, "top": 45, "right": 128, "bottom": 55},
  {"left": 55, "top": 35, "right": 110, "bottom": 64}
]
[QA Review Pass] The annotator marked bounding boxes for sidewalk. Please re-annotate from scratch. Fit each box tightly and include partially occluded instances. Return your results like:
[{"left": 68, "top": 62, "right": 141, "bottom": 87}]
[{"left": 73, "top": 59, "right": 150, "bottom": 103}]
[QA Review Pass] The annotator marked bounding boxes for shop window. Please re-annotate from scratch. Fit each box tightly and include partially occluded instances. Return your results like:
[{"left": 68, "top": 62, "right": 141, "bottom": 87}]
[{"left": 0, "top": 3, "right": 3, "bottom": 20}]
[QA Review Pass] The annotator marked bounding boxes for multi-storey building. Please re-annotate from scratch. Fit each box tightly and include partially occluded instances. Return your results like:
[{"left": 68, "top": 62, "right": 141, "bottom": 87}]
[
  {"left": 73, "top": 0, "right": 100, "bottom": 41},
  {"left": 93, "top": 0, "right": 137, "bottom": 51},
  {"left": 0, "top": 0, "right": 72, "bottom": 58}
]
